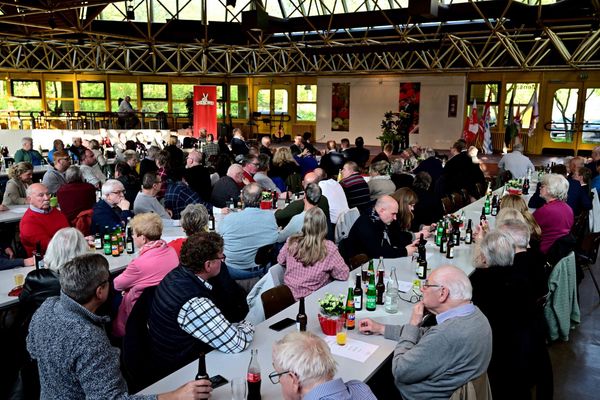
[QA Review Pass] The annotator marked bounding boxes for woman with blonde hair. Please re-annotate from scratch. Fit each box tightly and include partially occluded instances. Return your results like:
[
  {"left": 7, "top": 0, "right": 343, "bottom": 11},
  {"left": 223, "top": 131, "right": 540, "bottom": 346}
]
[
  {"left": 368, "top": 160, "right": 395, "bottom": 200},
  {"left": 2, "top": 162, "right": 33, "bottom": 205},
  {"left": 113, "top": 212, "right": 179, "bottom": 336},
  {"left": 271, "top": 146, "right": 301, "bottom": 182},
  {"left": 277, "top": 207, "right": 349, "bottom": 300},
  {"left": 391, "top": 187, "right": 433, "bottom": 238},
  {"left": 500, "top": 193, "right": 542, "bottom": 245}
]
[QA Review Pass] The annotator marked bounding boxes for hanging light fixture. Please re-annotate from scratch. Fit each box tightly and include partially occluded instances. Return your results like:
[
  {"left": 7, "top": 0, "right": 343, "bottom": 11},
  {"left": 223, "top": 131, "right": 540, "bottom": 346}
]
[{"left": 126, "top": 0, "right": 135, "bottom": 20}]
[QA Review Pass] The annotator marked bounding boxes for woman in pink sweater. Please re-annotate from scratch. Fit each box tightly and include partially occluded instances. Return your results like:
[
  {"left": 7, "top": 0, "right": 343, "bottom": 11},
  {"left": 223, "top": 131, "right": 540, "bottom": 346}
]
[{"left": 113, "top": 212, "right": 179, "bottom": 337}]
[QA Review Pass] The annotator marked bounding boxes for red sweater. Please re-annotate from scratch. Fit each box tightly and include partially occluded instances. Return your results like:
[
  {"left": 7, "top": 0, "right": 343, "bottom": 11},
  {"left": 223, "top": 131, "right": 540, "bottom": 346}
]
[{"left": 19, "top": 208, "right": 70, "bottom": 256}]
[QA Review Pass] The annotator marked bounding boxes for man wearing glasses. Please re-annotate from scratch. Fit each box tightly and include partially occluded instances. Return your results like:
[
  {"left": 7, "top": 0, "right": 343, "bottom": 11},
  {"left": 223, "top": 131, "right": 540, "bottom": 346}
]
[
  {"left": 241, "top": 154, "right": 259, "bottom": 184},
  {"left": 270, "top": 331, "right": 376, "bottom": 400},
  {"left": 91, "top": 179, "right": 134, "bottom": 235},
  {"left": 42, "top": 150, "right": 71, "bottom": 194},
  {"left": 358, "top": 265, "right": 492, "bottom": 400},
  {"left": 149, "top": 232, "right": 253, "bottom": 377},
  {"left": 28, "top": 254, "right": 212, "bottom": 399}
]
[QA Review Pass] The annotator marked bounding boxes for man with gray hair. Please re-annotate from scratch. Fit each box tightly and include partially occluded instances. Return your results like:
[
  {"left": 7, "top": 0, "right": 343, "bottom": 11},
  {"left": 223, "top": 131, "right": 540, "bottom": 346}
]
[
  {"left": 80, "top": 147, "right": 107, "bottom": 189},
  {"left": 91, "top": 179, "right": 134, "bottom": 234},
  {"left": 276, "top": 182, "right": 321, "bottom": 243},
  {"left": 211, "top": 163, "right": 244, "bottom": 208},
  {"left": 133, "top": 172, "right": 172, "bottom": 219},
  {"left": 14, "top": 136, "right": 43, "bottom": 166},
  {"left": 253, "top": 153, "right": 280, "bottom": 193},
  {"left": 220, "top": 182, "right": 278, "bottom": 284},
  {"left": 271, "top": 331, "right": 376, "bottom": 400},
  {"left": 27, "top": 253, "right": 211, "bottom": 399},
  {"left": 359, "top": 265, "right": 492, "bottom": 400},
  {"left": 498, "top": 143, "right": 535, "bottom": 179}
]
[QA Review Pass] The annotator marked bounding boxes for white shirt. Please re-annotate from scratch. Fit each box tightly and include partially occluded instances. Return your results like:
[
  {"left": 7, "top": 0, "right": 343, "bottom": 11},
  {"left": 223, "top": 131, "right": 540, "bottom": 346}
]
[
  {"left": 318, "top": 179, "right": 349, "bottom": 224},
  {"left": 498, "top": 151, "right": 535, "bottom": 179},
  {"left": 80, "top": 164, "right": 107, "bottom": 187}
]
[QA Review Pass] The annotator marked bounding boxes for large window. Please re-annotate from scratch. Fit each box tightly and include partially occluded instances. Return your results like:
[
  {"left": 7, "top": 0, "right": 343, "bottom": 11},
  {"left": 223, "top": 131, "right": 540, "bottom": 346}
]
[
  {"left": 11, "top": 80, "right": 42, "bottom": 110},
  {"left": 296, "top": 84, "right": 317, "bottom": 121},
  {"left": 45, "top": 81, "right": 74, "bottom": 115},
  {"left": 582, "top": 88, "right": 600, "bottom": 144},
  {"left": 0, "top": 80, "right": 7, "bottom": 110},
  {"left": 550, "top": 88, "right": 579, "bottom": 143},
  {"left": 505, "top": 83, "right": 539, "bottom": 130},
  {"left": 172, "top": 83, "right": 194, "bottom": 114},
  {"left": 78, "top": 81, "right": 107, "bottom": 111},
  {"left": 230, "top": 85, "right": 248, "bottom": 119},
  {"left": 467, "top": 81, "right": 500, "bottom": 127},
  {"left": 110, "top": 82, "right": 137, "bottom": 111},
  {"left": 141, "top": 82, "right": 168, "bottom": 112}
]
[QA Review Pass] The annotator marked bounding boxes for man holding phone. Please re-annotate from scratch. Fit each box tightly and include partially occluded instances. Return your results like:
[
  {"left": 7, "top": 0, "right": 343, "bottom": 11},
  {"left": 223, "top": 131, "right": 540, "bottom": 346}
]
[{"left": 359, "top": 265, "right": 492, "bottom": 400}]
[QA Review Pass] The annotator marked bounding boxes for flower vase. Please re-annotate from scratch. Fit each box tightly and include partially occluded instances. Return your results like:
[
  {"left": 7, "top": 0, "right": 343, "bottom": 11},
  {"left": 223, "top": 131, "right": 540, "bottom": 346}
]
[{"left": 318, "top": 313, "right": 345, "bottom": 336}]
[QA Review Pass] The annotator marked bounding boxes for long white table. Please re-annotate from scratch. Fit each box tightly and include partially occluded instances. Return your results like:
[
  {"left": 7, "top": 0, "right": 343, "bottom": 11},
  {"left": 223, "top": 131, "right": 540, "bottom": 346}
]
[
  {"left": 139, "top": 197, "right": 494, "bottom": 398},
  {"left": 0, "top": 205, "right": 28, "bottom": 224},
  {"left": 0, "top": 225, "right": 185, "bottom": 309}
]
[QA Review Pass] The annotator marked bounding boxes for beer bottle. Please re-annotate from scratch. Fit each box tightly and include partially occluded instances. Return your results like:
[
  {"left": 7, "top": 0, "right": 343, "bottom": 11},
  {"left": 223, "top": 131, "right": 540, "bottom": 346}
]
[
  {"left": 208, "top": 214, "right": 215, "bottom": 231},
  {"left": 384, "top": 267, "right": 399, "bottom": 314},
  {"left": 435, "top": 220, "right": 443, "bottom": 246},
  {"left": 440, "top": 224, "right": 448, "bottom": 254},
  {"left": 271, "top": 190, "right": 277, "bottom": 209},
  {"left": 452, "top": 223, "right": 460, "bottom": 246},
  {"left": 33, "top": 241, "right": 44, "bottom": 270},
  {"left": 103, "top": 227, "right": 111, "bottom": 255},
  {"left": 484, "top": 195, "right": 491, "bottom": 215},
  {"left": 247, "top": 349, "right": 262, "bottom": 400},
  {"left": 522, "top": 178, "right": 530, "bottom": 195},
  {"left": 126, "top": 227, "right": 134, "bottom": 254},
  {"left": 296, "top": 297, "right": 307, "bottom": 332},
  {"left": 366, "top": 270, "right": 377, "bottom": 311},
  {"left": 480, "top": 206, "right": 487, "bottom": 225},
  {"left": 465, "top": 219, "right": 473, "bottom": 244},
  {"left": 94, "top": 233, "right": 102, "bottom": 250},
  {"left": 376, "top": 269, "right": 385, "bottom": 305},
  {"left": 353, "top": 274, "right": 363, "bottom": 311},
  {"left": 416, "top": 242, "right": 427, "bottom": 280},
  {"left": 490, "top": 195, "right": 499, "bottom": 216},
  {"left": 195, "top": 353, "right": 209, "bottom": 380},
  {"left": 111, "top": 228, "right": 119, "bottom": 257},
  {"left": 345, "top": 286, "right": 355, "bottom": 330},
  {"left": 446, "top": 239, "right": 454, "bottom": 259}
]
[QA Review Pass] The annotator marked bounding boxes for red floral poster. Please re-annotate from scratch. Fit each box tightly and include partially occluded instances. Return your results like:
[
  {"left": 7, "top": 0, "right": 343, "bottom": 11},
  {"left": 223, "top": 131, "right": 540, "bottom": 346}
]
[
  {"left": 399, "top": 82, "right": 420, "bottom": 135},
  {"left": 331, "top": 83, "right": 350, "bottom": 131}
]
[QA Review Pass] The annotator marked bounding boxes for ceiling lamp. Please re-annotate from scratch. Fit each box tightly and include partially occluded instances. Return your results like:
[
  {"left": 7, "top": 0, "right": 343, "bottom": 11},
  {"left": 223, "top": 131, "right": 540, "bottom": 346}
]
[{"left": 126, "top": 1, "right": 135, "bottom": 20}]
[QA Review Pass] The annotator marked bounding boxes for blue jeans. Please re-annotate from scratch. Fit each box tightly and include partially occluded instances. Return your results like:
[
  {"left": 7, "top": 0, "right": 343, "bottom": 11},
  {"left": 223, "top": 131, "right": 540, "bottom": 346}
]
[{"left": 227, "top": 263, "right": 268, "bottom": 280}]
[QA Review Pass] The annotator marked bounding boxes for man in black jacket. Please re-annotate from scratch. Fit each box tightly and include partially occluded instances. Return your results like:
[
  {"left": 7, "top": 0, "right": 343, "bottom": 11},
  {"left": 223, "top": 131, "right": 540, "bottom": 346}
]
[
  {"left": 342, "top": 195, "right": 418, "bottom": 260},
  {"left": 441, "top": 140, "right": 485, "bottom": 198}
]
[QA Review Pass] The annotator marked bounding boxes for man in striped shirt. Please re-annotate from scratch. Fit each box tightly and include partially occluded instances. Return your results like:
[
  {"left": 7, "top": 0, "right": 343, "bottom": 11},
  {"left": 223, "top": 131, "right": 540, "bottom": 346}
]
[{"left": 339, "top": 161, "right": 372, "bottom": 214}]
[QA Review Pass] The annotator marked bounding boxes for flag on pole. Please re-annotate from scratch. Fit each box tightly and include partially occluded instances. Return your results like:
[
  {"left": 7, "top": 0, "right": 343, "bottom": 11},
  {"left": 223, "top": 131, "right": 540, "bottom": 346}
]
[
  {"left": 463, "top": 98, "right": 479, "bottom": 145},
  {"left": 527, "top": 90, "right": 539, "bottom": 137},
  {"left": 482, "top": 92, "right": 493, "bottom": 154},
  {"left": 504, "top": 88, "right": 517, "bottom": 146}
]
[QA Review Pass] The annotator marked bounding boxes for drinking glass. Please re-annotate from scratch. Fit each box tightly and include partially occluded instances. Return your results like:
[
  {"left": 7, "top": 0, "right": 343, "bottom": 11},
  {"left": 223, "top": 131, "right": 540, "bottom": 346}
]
[
  {"left": 336, "top": 318, "right": 347, "bottom": 346},
  {"left": 231, "top": 377, "right": 247, "bottom": 400},
  {"left": 14, "top": 273, "right": 25, "bottom": 287}
]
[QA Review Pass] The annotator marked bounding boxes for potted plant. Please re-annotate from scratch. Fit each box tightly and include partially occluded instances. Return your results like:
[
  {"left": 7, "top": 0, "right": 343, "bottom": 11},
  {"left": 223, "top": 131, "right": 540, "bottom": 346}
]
[
  {"left": 377, "top": 111, "right": 409, "bottom": 153},
  {"left": 318, "top": 293, "right": 346, "bottom": 336}
]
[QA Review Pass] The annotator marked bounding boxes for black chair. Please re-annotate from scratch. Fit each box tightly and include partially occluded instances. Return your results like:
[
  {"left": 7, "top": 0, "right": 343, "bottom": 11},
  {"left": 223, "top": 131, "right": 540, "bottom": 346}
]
[
  {"left": 255, "top": 243, "right": 277, "bottom": 268},
  {"left": 121, "top": 286, "right": 159, "bottom": 393},
  {"left": 441, "top": 196, "right": 454, "bottom": 215},
  {"left": 575, "top": 231, "right": 600, "bottom": 301},
  {"left": 261, "top": 285, "right": 296, "bottom": 319}
]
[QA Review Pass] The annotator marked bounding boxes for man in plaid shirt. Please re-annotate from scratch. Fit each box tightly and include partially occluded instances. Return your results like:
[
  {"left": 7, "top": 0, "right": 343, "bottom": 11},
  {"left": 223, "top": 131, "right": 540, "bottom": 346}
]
[
  {"left": 164, "top": 168, "right": 213, "bottom": 219},
  {"left": 149, "top": 232, "right": 254, "bottom": 375}
]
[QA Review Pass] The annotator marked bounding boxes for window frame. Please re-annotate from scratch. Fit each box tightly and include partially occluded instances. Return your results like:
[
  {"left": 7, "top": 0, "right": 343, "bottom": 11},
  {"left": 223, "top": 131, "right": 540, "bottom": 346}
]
[
  {"left": 467, "top": 81, "right": 501, "bottom": 105},
  {"left": 77, "top": 81, "right": 107, "bottom": 100},
  {"left": 141, "top": 82, "right": 168, "bottom": 100},
  {"left": 11, "top": 79, "right": 42, "bottom": 98}
]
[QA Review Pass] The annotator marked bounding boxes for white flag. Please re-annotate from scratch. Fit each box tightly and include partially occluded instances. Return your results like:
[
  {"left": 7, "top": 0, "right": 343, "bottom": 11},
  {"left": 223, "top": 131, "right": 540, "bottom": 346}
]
[{"left": 527, "top": 91, "right": 539, "bottom": 137}]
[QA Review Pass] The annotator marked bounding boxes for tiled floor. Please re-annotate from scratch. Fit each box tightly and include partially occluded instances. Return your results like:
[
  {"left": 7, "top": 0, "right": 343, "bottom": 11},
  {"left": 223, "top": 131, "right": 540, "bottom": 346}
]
[{"left": 549, "top": 263, "right": 600, "bottom": 400}]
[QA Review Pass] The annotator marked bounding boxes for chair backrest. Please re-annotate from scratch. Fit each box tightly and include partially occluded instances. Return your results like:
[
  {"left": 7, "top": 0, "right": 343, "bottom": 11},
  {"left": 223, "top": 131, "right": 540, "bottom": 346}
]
[
  {"left": 449, "top": 372, "right": 492, "bottom": 400},
  {"left": 578, "top": 232, "right": 600, "bottom": 265},
  {"left": 474, "top": 182, "right": 486, "bottom": 199},
  {"left": 261, "top": 285, "right": 296, "bottom": 319},
  {"left": 255, "top": 243, "right": 276, "bottom": 267},
  {"left": 73, "top": 209, "right": 94, "bottom": 236},
  {"left": 122, "top": 286, "right": 159, "bottom": 393},
  {"left": 460, "top": 188, "right": 471, "bottom": 205},
  {"left": 441, "top": 196, "right": 454, "bottom": 215},
  {"left": 349, "top": 253, "right": 369, "bottom": 271},
  {"left": 285, "top": 172, "right": 303, "bottom": 193},
  {"left": 335, "top": 207, "right": 360, "bottom": 243}
]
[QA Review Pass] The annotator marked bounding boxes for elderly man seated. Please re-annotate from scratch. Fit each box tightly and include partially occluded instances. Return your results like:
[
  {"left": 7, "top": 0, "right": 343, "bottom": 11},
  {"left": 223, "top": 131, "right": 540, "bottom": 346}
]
[
  {"left": 359, "top": 265, "right": 492, "bottom": 400},
  {"left": 80, "top": 147, "right": 107, "bottom": 189},
  {"left": 220, "top": 183, "right": 278, "bottom": 284},
  {"left": 271, "top": 331, "right": 376, "bottom": 400},
  {"left": 91, "top": 179, "right": 134, "bottom": 234},
  {"left": 27, "top": 253, "right": 211, "bottom": 399},
  {"left": 211, "top": 164, "right": 245, "bottom": 208},
  {"left": 19, "top": 183, "right": 69, "bottom": 256},
  {"left": 342, "top": 195, "right": 417, "bottom": 260},
  {"left": 14, "top": 136, "right": 43, "bottom": 166},
  {"left": 133, "top": 172, "right": 171, "bottom": 219}
]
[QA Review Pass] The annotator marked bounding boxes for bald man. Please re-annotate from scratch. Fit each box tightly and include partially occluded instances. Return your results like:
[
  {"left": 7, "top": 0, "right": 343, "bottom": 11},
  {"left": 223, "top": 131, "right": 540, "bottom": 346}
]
[
  {"left": 185, "top": 150, "right": 212, "bottom": 201},
  {"left": 19, "top": 183, "right": 69, "bottom": 256},
  {"left": 359, "top": 265, "right": 492, "bottom": 400},
  {"left": 274, "top": 171, "right": 331, "bottom": 228},
  {"left": 210, "top": 164, "right": 245, "bottom": 208},
  {"left": 342, "top": 195, "right": 417, "bottom": 260}
]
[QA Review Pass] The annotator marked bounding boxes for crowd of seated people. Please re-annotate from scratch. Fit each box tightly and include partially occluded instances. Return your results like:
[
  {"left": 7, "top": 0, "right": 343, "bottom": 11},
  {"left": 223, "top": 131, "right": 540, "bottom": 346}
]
[{"left": 1, "top": 128, "right": 598, "bottom": 400}]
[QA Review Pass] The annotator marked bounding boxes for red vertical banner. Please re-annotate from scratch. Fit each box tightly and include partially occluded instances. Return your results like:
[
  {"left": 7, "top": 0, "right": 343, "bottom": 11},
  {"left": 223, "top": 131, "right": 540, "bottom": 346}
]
[{"left": 193, "top": 85, "right": 217, "bottom": 138}]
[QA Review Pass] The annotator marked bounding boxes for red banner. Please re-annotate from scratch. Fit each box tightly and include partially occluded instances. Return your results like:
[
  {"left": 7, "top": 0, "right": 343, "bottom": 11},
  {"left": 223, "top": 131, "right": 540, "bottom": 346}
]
[{"left": 193, "top": 85, "right": 217, "bottom": 138}]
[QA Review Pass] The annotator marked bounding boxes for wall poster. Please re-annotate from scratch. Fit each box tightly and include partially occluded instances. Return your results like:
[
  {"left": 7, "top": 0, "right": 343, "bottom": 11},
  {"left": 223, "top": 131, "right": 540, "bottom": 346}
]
[{"left": 331, "top": 83, "right": 350, "bottom": 131}]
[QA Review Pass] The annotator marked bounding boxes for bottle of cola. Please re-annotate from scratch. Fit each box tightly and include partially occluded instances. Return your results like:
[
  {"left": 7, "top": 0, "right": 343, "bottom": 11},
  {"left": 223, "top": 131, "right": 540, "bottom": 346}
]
[{"left": 247, "top": 349, "right": 262, "bottom": 400}]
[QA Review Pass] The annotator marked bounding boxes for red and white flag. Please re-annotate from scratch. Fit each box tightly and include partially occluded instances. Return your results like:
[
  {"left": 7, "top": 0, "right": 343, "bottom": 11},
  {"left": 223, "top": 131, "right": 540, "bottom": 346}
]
[{"left": 527, "top": 91, "right": 539, "bottom": 137}]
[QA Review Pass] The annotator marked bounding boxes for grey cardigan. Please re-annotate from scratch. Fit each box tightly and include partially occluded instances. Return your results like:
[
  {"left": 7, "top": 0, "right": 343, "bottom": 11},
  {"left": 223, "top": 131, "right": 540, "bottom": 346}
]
[{"left": 2, "top": 178, "right": 27, "bottom": 205}]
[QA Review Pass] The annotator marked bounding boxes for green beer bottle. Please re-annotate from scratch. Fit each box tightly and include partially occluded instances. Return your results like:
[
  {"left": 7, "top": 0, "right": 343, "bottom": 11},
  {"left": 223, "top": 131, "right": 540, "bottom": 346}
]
[{"left": 366, "top": 270, "right": 377, "bottom": 311}]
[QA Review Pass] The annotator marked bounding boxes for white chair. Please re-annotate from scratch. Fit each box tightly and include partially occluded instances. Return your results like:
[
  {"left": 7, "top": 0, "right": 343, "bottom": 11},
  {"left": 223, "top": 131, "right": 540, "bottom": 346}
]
[
  {"left": 245, "top": 264, "right": 285, "bottom": 325},
  {"left": 335, "top": 207, "right": 360, "bottom": 244}
]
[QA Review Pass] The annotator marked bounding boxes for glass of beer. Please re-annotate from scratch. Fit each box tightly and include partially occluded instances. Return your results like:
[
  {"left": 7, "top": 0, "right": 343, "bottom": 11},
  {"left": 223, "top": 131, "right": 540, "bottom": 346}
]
[{"left": 14, "top": 273, "right": 25, "bottom": 287}]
